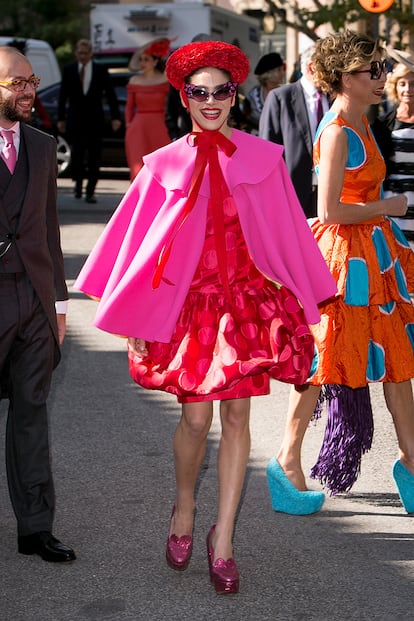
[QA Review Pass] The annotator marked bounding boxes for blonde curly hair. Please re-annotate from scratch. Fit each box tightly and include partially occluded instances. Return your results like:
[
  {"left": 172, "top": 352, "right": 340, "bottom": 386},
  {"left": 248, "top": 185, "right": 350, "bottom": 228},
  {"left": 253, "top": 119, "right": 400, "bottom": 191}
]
[
  {"left": 384, "top": 62, "right": 414, "bottom": 103},
  {"left": 312, "top": 30, "right": 385, "bottom": 96}
]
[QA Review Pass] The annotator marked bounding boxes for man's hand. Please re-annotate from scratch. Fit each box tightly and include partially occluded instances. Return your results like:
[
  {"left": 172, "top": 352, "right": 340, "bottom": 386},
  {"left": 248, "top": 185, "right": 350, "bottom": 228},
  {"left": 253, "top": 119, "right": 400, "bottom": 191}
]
[
  {"left": 111, "top": 119, "right": 122, "bottom": 133},
  {"left": 57, "top": 314, "right": 66, "bottom": 345}
]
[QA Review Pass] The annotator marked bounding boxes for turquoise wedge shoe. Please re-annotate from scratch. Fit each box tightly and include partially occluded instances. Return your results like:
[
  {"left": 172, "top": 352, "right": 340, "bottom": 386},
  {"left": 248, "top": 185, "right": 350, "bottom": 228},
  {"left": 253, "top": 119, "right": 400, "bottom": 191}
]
[
  {"left": 266, "top": 457, "right": 325, "bottom": 515},
  {"left": 392, "top": 460, "right": 414, "bottom": 513}
]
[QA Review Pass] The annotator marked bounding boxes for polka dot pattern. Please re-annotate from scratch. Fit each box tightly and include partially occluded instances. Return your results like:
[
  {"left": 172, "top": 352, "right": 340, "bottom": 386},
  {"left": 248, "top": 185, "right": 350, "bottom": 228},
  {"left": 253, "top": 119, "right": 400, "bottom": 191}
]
[
  {"left": 129, "top": 198, "right": 314, "bottom": 401},
  {"left": 129, "top": 284, "right": 314, "bottom": 401}
]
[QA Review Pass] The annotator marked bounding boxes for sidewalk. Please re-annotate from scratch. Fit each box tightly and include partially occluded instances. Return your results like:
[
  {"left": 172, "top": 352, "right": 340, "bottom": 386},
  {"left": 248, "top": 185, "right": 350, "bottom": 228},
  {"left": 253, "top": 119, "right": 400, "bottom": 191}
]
[{"left": 57, "top": 175, "right": 129, "bottom": 214}]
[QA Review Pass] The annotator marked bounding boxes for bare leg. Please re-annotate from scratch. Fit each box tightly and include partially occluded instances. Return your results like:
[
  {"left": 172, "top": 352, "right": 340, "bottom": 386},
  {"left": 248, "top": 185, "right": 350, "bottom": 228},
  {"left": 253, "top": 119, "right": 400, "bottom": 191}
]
[
  {"left": 211, "top": 398, "right": 251, "bottom": 561},
  {"left": 170, "top": 401, "right": 213, "bottom": 537},
  {"left": 384, "top": 381, "right": 414, "bottom": 473},
  {"left": 277, "top": 384, "right": 321, "bottom": 490}
]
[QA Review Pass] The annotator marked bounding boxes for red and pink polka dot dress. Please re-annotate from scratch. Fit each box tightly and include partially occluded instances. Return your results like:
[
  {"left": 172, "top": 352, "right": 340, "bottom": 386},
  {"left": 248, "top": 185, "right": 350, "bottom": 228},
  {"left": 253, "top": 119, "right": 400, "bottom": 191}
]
[{"left": 129, "top": 194, "right": 314, "bottom": 402}]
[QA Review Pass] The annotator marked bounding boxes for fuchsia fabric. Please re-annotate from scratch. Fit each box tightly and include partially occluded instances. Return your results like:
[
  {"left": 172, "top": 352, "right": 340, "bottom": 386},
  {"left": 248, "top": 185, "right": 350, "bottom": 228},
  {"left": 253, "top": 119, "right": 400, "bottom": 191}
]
[{"left": 75, "top": 129, "right": 336, "bottom": 344}]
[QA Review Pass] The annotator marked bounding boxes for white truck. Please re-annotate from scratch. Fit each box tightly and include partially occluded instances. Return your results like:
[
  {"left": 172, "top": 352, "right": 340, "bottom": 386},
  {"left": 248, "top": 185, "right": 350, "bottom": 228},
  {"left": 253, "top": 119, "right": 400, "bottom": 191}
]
[{"left": 90, "top": 1, "right": 261, "bottom": 91}]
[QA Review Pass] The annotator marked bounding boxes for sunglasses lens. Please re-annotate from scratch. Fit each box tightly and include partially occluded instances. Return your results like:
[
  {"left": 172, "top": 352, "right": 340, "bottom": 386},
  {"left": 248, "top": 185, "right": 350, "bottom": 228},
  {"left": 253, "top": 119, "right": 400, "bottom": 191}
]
[
  {"left": 213, "top": 86, "right": 232, "bottom": 100},
  {"left": 190, "top": 88, "right": 208, "bottom": 102},
  {"left": 371, "top": 61, "right": 386, "bottom": 80},
  {"left": 372, "top": 63, "right": 380, "bottom": 79}
]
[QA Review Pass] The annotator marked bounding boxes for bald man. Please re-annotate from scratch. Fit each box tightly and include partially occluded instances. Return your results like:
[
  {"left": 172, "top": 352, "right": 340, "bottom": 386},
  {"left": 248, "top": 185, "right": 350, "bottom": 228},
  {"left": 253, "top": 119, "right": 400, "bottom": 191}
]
[{"left": 0, "top": 46, "right": 75, "bottom": 562}]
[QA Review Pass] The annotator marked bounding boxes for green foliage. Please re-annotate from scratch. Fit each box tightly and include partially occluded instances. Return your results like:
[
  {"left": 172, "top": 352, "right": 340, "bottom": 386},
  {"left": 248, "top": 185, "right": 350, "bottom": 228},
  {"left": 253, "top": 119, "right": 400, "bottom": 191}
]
[
  {"left": 0, "top": 0, "right": 88, "bottom": 62},
  {"left": 266, "top": 0, "right": 414, "bottom": 42},
  {"left": 386, "top": 2, "right": 414, "bottom": 42}
]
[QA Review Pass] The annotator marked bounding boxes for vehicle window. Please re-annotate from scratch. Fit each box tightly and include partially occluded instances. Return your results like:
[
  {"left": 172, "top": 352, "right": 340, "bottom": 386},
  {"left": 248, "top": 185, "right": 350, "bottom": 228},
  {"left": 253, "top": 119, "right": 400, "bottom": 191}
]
[{"left": 114, "top": 85, "right": 127, "bottom": 103}]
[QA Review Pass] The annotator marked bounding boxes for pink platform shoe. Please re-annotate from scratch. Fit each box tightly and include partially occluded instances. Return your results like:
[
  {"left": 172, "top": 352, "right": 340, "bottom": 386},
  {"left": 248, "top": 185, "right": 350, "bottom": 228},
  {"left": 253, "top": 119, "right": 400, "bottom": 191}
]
[
  {"left": 166, "top": 506, "right": 193, "bottom": 571},
  {"left": 206, "top": 525, "right": 239, "bottom": 594}
]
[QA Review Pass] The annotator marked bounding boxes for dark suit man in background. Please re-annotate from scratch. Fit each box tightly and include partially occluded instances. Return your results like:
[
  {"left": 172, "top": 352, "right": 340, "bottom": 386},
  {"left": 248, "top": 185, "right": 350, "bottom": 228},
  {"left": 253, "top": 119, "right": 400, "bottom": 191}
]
[
  {"left": 0, "top": 46, "right": 75, "bottom": 561},
  {"left": 164, "top": 85, "right": 192, "bottom": 141},
  {"left": 259, "top": 45, "right": 329, "bottom": 218},
  {"left": 57, "top": 39, "right": 121, "bottom": 203}
]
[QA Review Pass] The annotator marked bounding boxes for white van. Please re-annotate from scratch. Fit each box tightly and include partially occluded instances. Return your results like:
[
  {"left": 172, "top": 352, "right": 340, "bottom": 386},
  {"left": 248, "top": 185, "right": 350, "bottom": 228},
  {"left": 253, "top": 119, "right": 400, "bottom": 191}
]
[{"left": 0, "top": 37, "right": 61, "bottom": 89}]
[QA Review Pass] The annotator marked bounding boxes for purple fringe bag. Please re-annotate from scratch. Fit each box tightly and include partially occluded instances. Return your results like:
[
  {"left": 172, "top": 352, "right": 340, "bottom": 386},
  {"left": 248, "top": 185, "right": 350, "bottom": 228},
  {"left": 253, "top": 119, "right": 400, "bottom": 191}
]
[{"left": 310, "top": 384, "right": 374, "bottom": 494}]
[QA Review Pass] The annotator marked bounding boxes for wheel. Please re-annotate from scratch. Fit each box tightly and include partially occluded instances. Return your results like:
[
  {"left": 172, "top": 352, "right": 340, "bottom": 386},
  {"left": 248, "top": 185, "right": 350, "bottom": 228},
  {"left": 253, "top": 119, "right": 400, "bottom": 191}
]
[{"left": 56, "top": 134, "right": 72, "bottom": 177}]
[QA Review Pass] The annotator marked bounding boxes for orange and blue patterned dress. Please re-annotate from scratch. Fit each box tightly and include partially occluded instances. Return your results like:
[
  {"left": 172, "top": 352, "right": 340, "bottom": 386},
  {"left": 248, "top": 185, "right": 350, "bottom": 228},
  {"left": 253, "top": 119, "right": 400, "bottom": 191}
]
[{"left": 310, "top": 112, "right": 414, "bottom": 388}]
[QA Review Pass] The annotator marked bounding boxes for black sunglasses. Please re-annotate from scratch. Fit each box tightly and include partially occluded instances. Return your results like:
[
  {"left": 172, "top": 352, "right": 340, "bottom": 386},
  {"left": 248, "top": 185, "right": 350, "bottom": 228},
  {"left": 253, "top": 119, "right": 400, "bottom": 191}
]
[
  {"left": 352, "top": 60, "right": 388, "bottom": 80},
  {"left": 184, "top": 81, "right": 237, "bottom": 102}
]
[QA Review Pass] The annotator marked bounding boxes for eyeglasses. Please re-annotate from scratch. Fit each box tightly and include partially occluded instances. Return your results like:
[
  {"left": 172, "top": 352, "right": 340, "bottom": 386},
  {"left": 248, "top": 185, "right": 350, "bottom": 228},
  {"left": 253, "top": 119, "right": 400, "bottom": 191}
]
[
  {"left": 352, "top": 60, "right": 388, "bottom": 80},
  {"left": 0, "top": 76, "right": 41, "bottom": 92},
  {"left": 184, "top": 81, "right": 237, "bottom": 102},
  {"left": 0, "top": 238, "right": 12, "bottom": 259}
]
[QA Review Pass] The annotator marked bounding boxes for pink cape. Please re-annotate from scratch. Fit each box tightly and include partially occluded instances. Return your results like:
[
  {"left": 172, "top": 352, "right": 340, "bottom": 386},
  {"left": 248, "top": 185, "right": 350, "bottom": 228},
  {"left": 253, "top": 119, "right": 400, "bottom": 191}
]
[{"left": 75, "top": 129, "right": 336, "bottom": 341}]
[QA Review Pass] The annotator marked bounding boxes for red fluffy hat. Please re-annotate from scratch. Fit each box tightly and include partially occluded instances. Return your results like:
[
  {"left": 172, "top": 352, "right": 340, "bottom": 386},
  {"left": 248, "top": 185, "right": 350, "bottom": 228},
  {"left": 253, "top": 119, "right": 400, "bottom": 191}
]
[
  {"left": 129, "top": 38, "right": 172, "bottom": 72},
  {"left": 144, "top": 38, "right": 171, "bottom": 58},
  {"left": 166, "top": 41, "right": 250, "bottom": 90}
]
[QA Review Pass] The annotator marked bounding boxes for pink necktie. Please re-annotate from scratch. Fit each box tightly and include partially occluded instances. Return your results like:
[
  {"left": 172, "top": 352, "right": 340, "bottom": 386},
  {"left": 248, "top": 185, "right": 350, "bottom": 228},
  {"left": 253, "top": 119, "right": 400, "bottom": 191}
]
[{"left": 1, "top": 130, "right": 17, "bottom": 174}]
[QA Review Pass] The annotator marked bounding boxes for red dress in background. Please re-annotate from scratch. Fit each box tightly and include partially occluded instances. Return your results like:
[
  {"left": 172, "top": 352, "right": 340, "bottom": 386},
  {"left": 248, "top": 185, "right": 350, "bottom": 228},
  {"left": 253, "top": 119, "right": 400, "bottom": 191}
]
[{"left": 125, "top": 81, "right": 170, "bottom": 179}]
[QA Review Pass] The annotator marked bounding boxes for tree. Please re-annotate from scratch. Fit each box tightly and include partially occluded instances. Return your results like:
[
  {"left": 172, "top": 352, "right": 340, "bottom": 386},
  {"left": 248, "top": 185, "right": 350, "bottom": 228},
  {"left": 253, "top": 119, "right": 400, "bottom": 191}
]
[
  {"left": 0, "top": 0, "right": 88, "bottom": 65},
  {"left": 264, "top": 0, "right": 414, "bottom": 45}
]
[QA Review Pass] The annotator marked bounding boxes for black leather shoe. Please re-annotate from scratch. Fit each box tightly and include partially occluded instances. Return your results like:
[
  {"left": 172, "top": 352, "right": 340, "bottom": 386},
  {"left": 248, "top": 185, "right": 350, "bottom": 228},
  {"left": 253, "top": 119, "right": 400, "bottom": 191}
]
[
  {"left": 85, "top": 195, "right": 97, "bottom": 204},
  {"left": 18, "top": 531, "right": 76, "bottom": 562}
]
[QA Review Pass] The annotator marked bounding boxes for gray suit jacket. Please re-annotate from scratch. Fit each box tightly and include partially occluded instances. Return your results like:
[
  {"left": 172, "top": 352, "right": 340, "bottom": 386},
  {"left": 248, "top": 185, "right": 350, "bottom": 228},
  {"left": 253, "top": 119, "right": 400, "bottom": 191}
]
[
  {"left": 259, "top": 81, "right": 315, "bottom": 217},
  {"left": 0, "top": 124, "right": 67, "bottom": 361}
]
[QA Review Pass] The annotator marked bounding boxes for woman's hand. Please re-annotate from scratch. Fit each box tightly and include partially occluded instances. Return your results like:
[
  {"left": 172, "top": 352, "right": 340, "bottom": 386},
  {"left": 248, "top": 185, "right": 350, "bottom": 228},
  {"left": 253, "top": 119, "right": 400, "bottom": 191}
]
[
  {"left": 381, "top": 194, "right": 408, "bottom": 217},
  {"left": 127, "top": 337, "right": 148, "bottom": 357},
  {"left": 317, "top": 124, "right": 409, "bottom": 224}
]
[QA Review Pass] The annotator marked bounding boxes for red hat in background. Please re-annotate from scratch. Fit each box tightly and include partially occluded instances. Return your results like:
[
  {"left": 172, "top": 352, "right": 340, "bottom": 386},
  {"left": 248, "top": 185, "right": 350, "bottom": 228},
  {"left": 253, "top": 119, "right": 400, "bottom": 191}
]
[
  {"left": 129, "top": 37, "right": 172, "bottom": 72},
  {"left": 166, "top": 41, "right": 250, "bottom": 90},
  {"left": 144, "top": 38, "right": 171, "bottom": 58}
]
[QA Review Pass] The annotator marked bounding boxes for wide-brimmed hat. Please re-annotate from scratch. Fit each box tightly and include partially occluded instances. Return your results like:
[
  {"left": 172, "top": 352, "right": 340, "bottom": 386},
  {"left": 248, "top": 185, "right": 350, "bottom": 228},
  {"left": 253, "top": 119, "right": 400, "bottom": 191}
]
[
  {"left": 386, "top": 46, "right": 414, "bottom": 72},
  {"left": 166, "top": 41, "right": 250, "bottom": 90},
  {"left": 129, "top": 37, "right": 171, "bottom": 72}
]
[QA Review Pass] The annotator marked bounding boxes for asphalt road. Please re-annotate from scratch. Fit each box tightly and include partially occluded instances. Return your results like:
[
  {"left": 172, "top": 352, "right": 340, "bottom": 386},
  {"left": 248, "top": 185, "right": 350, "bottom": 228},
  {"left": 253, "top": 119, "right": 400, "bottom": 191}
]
[{"left": 0, "top": 177, "right": 413, "bottom": 621}]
